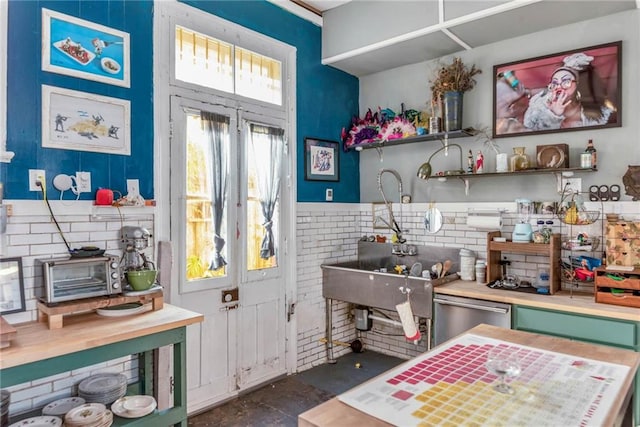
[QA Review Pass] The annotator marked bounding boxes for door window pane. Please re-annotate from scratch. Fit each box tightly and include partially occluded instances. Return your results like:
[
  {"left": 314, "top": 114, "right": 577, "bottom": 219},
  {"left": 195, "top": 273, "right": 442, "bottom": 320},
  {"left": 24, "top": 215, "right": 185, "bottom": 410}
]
[
  {"left": 246, "top": 124, "right": 283, "bottom": 271},
  {"left": 185, "top": 111, "right": 229, "bottom": 281}
]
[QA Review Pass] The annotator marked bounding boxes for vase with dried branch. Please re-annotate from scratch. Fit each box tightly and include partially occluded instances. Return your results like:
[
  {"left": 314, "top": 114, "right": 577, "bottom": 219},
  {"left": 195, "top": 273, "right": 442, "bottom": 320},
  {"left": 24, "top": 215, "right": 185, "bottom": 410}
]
[{"left": 429, "top": 57, "right": 481, "bottom": 132}]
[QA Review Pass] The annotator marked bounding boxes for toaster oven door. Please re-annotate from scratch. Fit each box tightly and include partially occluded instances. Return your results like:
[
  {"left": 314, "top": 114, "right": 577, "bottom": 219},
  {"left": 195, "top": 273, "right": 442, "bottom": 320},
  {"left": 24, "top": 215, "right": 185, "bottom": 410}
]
[{"left": 47, "top": 260, "right": 114, "bottom": 303}]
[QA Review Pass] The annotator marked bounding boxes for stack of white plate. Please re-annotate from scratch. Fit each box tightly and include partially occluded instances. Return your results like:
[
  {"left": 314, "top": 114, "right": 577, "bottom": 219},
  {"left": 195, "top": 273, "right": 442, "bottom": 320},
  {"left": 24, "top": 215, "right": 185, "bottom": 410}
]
[
  {"left": 42, "top": 397, "right": 86, "bottom": 417},
  {"left": 1, "top": 390, "right": 10, "bottom": 426},
  {"left": 64, "top": 403, "right": 113, "bottom": 427},
  {"left": 78, "top": 373, "right": 127, "bottom": 405}
]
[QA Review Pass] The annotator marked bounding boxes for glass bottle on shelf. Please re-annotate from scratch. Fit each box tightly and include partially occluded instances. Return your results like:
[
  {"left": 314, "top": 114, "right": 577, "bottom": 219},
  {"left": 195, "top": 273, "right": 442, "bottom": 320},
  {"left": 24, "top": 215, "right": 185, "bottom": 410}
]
[
  {"left": 585, "top": 139, "right": 597, "bottom": 169},
  {"left": 510, "top": 147, "right": 529, "bottom": 171}
]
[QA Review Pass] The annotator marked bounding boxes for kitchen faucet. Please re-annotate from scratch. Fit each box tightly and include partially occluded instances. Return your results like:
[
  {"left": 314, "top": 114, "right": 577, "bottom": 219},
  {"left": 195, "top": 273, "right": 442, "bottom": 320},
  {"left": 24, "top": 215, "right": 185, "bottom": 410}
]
[{"left": 377, "top": 168, "right": 406, "bottom": 243}]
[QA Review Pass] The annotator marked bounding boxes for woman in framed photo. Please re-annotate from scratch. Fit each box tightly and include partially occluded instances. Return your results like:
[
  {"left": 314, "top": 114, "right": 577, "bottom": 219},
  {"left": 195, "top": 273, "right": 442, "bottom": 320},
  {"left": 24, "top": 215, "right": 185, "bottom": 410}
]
[{"left": 523, "top": 53, "right": 616, "bottom": 131}]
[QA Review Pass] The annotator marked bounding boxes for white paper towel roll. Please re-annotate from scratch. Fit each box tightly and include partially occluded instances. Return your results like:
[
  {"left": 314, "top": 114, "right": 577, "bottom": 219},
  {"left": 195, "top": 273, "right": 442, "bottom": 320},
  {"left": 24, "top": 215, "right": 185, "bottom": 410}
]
[
  {"left": 395, "top": 301, "right": 421, "bottom": 341},
  {"left": 466, "top": 215, "right": 502, "bottom": 230}
]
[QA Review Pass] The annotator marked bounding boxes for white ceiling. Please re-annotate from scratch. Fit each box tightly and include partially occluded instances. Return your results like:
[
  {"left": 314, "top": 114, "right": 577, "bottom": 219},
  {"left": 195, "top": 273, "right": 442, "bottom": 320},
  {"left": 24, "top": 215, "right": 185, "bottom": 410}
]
[
  {"left": 302, "top": 0, "right": 352, "bottom": 12},
  {"left": 278, "top": 0, "right": 638, "bottom": 76}
]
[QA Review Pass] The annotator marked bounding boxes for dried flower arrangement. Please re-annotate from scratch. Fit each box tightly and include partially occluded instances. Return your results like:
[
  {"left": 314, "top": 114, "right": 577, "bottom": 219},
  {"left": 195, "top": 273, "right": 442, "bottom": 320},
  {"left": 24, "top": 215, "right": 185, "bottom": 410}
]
[
  {"left": 429, "top": 57, "right": 482, "bottom": 115},
  {"left": 474, "top": 125, "right": 500, "bottom": 155}
]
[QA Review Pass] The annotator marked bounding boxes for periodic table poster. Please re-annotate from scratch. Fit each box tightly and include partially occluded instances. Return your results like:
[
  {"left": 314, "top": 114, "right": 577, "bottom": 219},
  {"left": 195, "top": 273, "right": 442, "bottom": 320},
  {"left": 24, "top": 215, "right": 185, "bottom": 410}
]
[{"left": 339, "top": 333, "right": 630, "bottom": 426}]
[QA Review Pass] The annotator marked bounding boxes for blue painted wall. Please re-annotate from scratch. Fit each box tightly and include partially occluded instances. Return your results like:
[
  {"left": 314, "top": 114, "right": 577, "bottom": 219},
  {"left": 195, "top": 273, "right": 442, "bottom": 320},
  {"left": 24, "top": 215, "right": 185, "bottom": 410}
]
[
  {"left": 4, "top": 0, "right": 154, "bottom": 200},
  {"left": 182, "top": 1, "right": 359, "bottom": 203},
  {"left": 3, "top": 0, "right": 360, "bottom": 203}
]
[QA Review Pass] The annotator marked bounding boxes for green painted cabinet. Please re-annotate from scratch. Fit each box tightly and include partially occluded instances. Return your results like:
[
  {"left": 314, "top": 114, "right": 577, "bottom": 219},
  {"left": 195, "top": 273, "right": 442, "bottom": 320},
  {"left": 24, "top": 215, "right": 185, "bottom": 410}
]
[{"left": 513, "top": 305, "right": 640, "bottom": 425}]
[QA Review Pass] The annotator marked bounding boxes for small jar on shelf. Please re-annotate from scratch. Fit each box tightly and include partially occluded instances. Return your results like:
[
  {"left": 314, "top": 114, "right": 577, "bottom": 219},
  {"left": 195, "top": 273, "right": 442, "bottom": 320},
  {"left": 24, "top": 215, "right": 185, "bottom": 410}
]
[
  {"left": 533, "top": 220, "right": 546, "bottom": 243},
  {"left": 509, "top": 147, "right": 530, "bottom": 171}
]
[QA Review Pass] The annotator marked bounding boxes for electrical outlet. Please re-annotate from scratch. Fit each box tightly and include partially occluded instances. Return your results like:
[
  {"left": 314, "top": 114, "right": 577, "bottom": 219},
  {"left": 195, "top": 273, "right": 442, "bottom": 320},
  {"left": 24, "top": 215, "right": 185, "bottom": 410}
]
[
  {"left": 560, "top": 177, "right": 582, "bottom": 194},
  {"left": 325, "top": 188, "right": 333, "bottom": 202},
  {"left": 127, "top": 179, "right": 140, "bottom": 197},
  {"left": 76, "top": 172, "right": 91, "bottom": 193},
  {"left": 29, "top": 169, "right": 46, "bottom": 191}
]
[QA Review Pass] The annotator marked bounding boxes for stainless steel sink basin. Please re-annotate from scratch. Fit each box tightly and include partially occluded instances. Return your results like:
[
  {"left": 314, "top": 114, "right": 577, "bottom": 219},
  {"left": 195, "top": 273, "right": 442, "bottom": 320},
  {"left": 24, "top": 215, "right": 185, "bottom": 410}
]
[
  {"left": 321, "top": 242, "right": 462, "bottom": 319},
  {"left": 322, "top": 262, "right": 434, "bottom": 318}
]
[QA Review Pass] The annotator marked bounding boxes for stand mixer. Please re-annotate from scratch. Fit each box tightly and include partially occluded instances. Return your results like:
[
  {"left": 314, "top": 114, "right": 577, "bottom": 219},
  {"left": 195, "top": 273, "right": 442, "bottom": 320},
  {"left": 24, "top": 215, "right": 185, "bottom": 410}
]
[
  {"left": 121, "top": 226, "right": 156, "bottom": 284},
  {"left": 513, "top": 199, "right": 533, "bottom": 243}
]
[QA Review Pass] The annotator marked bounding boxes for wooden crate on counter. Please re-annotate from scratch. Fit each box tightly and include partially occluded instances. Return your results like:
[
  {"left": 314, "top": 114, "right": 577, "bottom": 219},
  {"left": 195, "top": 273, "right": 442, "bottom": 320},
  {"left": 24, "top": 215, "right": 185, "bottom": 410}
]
[
  {"left": 37, "top": 290, "right": 163, "bottom": 329},
  {"left": 594, "top": 267, "right": 640, "bottom": 308}
]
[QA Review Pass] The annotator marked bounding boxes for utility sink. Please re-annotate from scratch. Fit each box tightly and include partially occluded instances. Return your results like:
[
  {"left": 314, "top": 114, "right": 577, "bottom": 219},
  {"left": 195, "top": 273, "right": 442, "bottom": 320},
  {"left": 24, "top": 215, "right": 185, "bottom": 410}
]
[
  {"left": 322, "top": 262, "right": 435, "bottom": 318},
  {"left": 321, "top": 242, "right": 461, "bottom": 319}
]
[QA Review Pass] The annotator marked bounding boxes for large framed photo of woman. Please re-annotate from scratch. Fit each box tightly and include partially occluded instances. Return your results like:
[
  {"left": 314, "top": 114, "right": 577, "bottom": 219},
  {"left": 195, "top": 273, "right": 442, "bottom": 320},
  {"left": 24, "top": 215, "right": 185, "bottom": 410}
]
[
  {"left": 493, "top": 41, "right": 621, "bottom": 138},
  {"left": 42, "top": 8, "right": 130, "bottom": 87}
]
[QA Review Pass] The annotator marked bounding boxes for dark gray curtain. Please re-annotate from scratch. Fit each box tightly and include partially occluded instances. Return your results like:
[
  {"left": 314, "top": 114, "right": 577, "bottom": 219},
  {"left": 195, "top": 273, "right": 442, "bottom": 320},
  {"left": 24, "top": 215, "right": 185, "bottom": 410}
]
[
  {"left": 202, "top": 111, "right": 229, "bottom": 270},
  {"left": 249, "top": 124, "right": 284, "bottom": 259}
]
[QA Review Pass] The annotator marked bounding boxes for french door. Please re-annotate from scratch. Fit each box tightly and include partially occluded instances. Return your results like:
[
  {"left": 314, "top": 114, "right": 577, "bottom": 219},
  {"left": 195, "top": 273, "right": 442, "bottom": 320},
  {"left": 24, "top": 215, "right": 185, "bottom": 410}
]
[{"left": 170, "top": 95, "right": 288, "bottom": 412}]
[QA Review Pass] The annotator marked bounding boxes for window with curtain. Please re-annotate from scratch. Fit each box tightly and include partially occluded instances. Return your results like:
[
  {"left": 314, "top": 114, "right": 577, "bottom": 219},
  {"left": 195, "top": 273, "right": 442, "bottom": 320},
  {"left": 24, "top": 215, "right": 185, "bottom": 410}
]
[
  {"left": 247, "top": 123, "right": 284, "bottom": 271},
  {"left": 185, "top": 111, "right": 229, "bottom": 281},
  {"left": 175, "top": 25, "right": 282, "bottom": 105}
]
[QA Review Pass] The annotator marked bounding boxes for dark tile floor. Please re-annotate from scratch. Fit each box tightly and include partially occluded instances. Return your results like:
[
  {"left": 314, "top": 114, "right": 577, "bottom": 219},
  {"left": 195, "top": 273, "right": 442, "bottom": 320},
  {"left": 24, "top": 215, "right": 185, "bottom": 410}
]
[{"left": 188, "top": 351, "right": 403, "bottom": 427}]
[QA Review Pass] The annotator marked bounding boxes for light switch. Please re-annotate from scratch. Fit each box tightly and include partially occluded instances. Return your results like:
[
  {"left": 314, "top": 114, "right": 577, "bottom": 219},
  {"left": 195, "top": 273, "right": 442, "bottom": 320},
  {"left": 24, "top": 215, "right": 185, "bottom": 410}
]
[{"left": 325, "top": 188, "right": 333, "bottom": 201}]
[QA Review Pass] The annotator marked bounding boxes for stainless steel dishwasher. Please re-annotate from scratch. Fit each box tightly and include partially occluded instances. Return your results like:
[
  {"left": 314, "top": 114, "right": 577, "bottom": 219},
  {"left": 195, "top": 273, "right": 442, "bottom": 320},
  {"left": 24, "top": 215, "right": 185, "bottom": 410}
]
[{"left": 433, "top": 294, "right": 511, "bottom": 346}]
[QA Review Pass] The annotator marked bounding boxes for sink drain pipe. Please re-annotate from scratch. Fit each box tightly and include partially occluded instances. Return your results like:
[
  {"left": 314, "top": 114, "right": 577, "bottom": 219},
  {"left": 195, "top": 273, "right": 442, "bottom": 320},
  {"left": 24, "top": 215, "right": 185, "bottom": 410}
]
[
  {"left": 326, "top": 301, "right": 430, "bottom": 365},
  {"left": 363, "top": 307, "right": 431, "bottom": 349}
]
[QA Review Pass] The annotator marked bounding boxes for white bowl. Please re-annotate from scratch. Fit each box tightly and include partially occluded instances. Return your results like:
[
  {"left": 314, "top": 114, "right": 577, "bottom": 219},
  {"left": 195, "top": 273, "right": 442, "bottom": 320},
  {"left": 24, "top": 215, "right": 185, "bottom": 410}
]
[
  {"left": 121, "top": 395, "right": 156, "bottom": 417},
  {"left": 100, "top": 57, "right": 121, "bottom": 74}
]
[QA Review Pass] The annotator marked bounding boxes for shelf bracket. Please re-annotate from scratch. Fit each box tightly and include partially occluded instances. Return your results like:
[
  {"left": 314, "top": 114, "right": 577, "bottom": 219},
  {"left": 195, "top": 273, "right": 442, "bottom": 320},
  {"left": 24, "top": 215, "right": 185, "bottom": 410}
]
[
  {"left": 458, "top": 177, "right": 470, "bottom": 196},
  {"left": 375, "top": 147, "right": 384, "bottom": 162}
]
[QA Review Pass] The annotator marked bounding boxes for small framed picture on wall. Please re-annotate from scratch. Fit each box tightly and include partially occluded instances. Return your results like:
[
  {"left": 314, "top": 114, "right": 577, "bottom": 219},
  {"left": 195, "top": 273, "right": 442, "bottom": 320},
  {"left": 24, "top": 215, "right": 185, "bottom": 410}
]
[
  {"left": 0, "top": 257, "right": 26, "bottom": 315},
  {"left": 304, "top": 137, "right": 339, "bottom": 182}
]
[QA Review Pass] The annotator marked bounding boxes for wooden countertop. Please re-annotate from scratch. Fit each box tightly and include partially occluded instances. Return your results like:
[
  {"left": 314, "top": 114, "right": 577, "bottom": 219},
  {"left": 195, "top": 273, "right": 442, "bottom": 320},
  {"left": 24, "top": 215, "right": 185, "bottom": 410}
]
[
  {"left": 0, "top": 303, "right": 204, "bottom": 370},
  {"left": 434, "top": 279, "right": 639, "bottom": 322},
  {"left": 299, "top": 324, "right": 640, "bottom": 427}
]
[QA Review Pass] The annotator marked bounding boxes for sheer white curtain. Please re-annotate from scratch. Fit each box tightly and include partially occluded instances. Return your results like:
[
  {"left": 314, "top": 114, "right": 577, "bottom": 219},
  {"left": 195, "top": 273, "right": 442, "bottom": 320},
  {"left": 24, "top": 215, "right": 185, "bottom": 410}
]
[
  {"left": 202, "top": 111, "right": 229, "bottom": 270},
  {"left": 249, "top": 123, "right": 284, "bottom": 259}
]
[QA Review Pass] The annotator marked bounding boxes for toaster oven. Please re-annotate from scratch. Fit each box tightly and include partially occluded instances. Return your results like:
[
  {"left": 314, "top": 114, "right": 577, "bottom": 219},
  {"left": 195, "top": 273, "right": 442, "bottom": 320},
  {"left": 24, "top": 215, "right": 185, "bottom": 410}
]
[{"left": 36, "top": 255, "right": 122, "bottom": 304}]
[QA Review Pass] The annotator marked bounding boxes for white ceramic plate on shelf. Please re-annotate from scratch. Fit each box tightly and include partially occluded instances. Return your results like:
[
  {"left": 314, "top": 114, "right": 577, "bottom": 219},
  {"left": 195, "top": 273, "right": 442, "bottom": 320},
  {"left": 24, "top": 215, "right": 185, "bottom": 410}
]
[
  {"left": 96, "top": 302, "right": 149, "bottom": 317},
  {"left": 9, "top": 416, "right": 62, "bottom": 427},
  {"left": 64, "top": 403, "right": 107, "bottom": 426},
  {"left": 42, "top": 397, "right": 85, "bottom": 416},
  {"left": 111, "top": 395, "right": 157, "bottom": 418}
]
